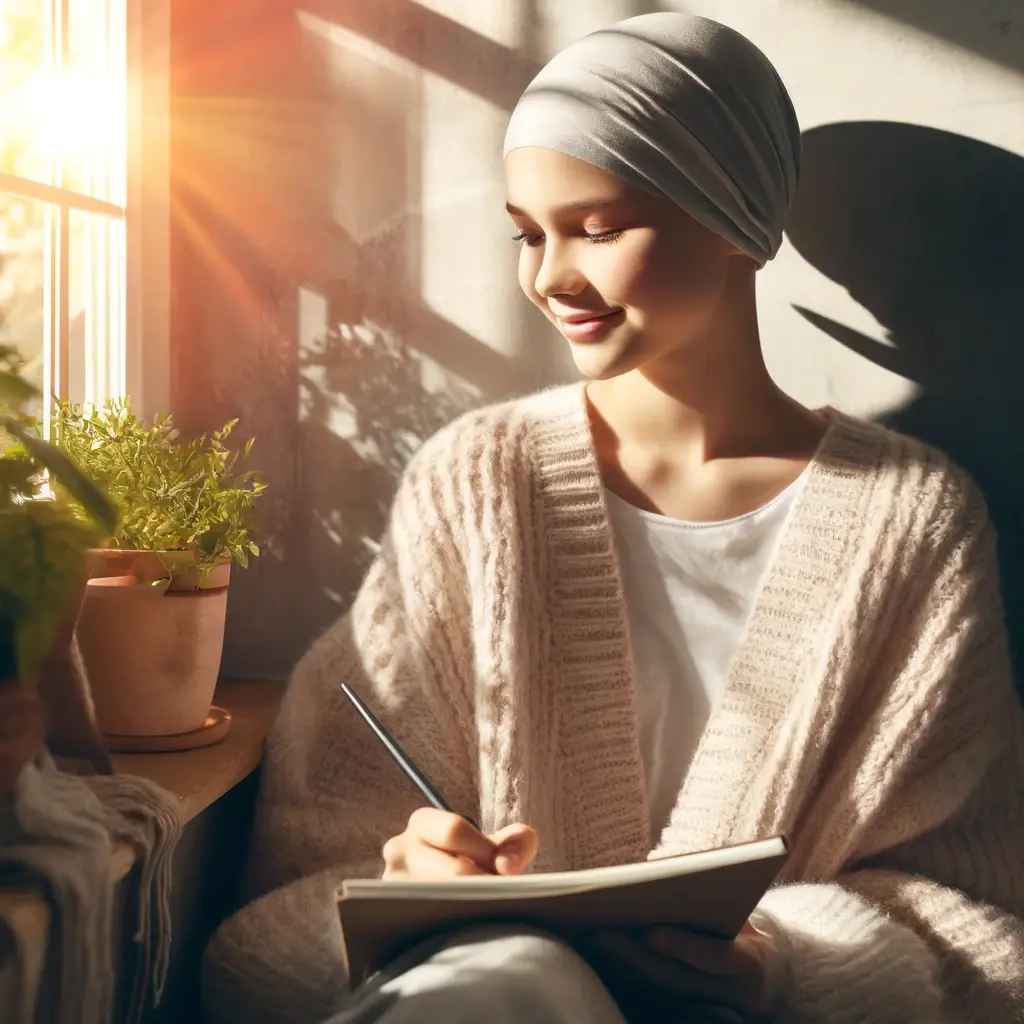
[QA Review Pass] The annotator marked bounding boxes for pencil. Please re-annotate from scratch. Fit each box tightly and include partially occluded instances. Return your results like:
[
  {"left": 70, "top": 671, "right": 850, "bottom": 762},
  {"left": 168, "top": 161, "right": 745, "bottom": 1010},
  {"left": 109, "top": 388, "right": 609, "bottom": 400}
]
[{"left": 340, "top": 680, "right": 481, "bottom": 832}]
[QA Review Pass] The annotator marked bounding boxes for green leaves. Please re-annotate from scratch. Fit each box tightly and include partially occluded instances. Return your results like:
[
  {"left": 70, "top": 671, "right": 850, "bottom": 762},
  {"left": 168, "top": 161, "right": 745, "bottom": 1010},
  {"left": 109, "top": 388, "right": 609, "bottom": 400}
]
[
  {"left": 0, "top": 345, "right": 115, "bottom": 680},
  {"left": 0, "top": 347, "right": 41, "bottom": 419},
  {"left": 0, "top": 456, "right": 36, "bottom": 507},
  {"left": 0, "top": 500, "right": 100, "bottom": 680},
  {"left": 0, "top": 369, "right": 39, "bottom": 408},
  {"left": 3, "top": 417, "right": 118, "bottom": 532},
  {"left": 51, "top": 398, "right": 268, "bottom": 576},
  {"left": 0, "top": 350, "right": 267, "bottom": 681}
]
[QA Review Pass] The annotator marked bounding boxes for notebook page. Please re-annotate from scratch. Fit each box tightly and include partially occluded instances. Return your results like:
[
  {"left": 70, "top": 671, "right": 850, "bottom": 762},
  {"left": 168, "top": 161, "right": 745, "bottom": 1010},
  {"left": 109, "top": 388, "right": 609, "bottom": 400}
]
[{"left": 341, "top": 835, "right": 787, "bottom": 902}]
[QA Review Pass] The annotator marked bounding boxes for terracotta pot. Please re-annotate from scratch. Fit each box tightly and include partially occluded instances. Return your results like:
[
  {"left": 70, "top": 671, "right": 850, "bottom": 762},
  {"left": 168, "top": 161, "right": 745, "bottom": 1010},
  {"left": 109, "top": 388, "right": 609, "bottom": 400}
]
[
  {"left": 85, "top": 548, "right": 230, "bottom": 591},
  {"left": 75, "top": 563, "right": 231, "bottom": 737}
]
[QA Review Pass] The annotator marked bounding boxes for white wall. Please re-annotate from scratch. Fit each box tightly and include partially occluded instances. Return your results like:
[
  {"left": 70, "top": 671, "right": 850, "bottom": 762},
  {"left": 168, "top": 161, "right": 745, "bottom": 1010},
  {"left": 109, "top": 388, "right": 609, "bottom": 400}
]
[{"left": 170, "top": 1, "right": 1024, "bottom": 676}]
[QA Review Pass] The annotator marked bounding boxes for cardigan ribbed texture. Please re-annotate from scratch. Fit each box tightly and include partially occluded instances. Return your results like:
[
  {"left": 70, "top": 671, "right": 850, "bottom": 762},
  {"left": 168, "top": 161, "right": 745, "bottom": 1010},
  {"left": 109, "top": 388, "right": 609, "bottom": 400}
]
[{"left": 204, "top": 384, "right": 1024, "bottom": 1024}]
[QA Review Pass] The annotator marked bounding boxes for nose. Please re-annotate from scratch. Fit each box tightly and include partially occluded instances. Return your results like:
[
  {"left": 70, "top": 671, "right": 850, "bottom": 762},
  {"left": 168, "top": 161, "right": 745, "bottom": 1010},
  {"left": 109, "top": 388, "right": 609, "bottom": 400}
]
[{"left": 533, "top": 239, "right": 586, "bottom": 299}]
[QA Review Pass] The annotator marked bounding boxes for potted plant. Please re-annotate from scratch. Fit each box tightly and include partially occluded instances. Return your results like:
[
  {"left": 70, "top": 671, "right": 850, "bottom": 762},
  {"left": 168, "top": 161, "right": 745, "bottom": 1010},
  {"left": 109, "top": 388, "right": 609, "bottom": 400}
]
[
  {"left": 51, "top": 398, "right": 267, "bottom": 744},
  {"left": 0, "top": 346, "right": 118, "bottom": 792}
]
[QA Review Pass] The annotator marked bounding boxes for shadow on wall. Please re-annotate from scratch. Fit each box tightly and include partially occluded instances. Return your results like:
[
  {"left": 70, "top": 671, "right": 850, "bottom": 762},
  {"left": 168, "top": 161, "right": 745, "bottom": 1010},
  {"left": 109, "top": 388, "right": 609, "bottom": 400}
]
[
  {"left": 170, "top": 0, "right": 505, "bottom": 677},
  {"left": 171, "top": 0, "right": 665, "bottom": 677},
  {"left": 837, "top": 0, "right": 1023, "bottom": 77},
  {"left": 297, "top": 296, "right": 478, "bottom": 612},
  {"left": 787, "top": 122, "right": 1024, "bottom": 694}
]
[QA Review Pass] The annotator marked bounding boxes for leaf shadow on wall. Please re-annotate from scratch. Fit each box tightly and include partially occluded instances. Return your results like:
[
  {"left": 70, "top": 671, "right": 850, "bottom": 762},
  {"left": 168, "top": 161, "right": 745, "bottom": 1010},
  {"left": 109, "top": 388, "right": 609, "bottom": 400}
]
[
  {"left": 296, "top": 262, "right": 479, "bottom": 613},
  {"left": 786, "top": 122, "right": 1024, "bottom": 697},
  {"left": 171, "top": 0, "right": 584, "bottom": 676}
]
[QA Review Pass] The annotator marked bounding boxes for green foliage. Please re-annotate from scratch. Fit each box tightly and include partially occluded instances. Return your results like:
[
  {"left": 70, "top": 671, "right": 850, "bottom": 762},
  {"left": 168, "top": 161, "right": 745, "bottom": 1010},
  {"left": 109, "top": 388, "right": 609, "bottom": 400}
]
[
  {"left": 51, "top": 398, "right": 268, "bottom": 578},
  {"left": 0, "top": 489, "right": 100, "bottom": 676},
  {"left": 0, "top": 346, "right": 115, "bottom": 681}
]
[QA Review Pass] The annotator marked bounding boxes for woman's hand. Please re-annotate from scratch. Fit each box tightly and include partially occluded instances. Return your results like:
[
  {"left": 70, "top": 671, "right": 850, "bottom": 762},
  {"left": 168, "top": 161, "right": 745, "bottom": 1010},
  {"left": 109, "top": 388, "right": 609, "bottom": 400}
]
[
  {"left": 587, "top": 920, "right": 783, "bottom": 1022},
  {"left": 382, "top": 807, "right": 539, "bottom": 879}
]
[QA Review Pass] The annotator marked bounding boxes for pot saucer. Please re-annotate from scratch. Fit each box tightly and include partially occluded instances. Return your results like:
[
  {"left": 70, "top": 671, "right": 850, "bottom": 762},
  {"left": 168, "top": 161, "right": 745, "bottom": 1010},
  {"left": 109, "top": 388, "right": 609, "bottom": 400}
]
[{"left": 104, "top": 706, "right": 232, "bottom": 753}]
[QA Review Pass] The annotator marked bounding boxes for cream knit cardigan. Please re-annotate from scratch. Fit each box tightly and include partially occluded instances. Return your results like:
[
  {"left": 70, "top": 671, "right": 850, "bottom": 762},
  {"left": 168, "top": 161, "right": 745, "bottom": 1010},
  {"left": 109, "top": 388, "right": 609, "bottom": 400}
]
[{"left": 204, "top": 385, "right": 1024, "bottom": 1024}]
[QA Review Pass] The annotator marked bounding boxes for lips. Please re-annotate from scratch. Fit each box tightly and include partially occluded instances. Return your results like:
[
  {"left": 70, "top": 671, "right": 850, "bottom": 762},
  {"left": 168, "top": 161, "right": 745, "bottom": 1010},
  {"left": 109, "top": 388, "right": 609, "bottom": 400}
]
[
  {"left": 556, "top": 309, "right": 620, "bottom": 323},
  {"left": 555, "top": 309, "right": 624, "bottom": 340}
]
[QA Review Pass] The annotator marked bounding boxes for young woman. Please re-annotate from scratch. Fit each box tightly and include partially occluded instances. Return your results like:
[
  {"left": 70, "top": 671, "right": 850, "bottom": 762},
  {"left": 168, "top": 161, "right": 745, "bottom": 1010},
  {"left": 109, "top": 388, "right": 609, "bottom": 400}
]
[{"left": 204, "top": 13, "right": 1024, "bottom": 1024}]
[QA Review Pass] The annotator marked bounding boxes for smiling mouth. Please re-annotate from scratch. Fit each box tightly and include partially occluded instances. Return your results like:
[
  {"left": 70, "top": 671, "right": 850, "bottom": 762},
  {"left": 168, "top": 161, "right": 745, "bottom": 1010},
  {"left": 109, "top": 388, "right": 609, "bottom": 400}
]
[{"left": 557, "top": 309, "right": 624, "bottom": 339}]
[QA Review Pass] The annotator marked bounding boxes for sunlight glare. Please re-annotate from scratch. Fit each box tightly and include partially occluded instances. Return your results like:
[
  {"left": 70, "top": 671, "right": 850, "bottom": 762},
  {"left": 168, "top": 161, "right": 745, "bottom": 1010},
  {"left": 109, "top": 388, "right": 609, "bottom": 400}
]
[{"left": 7, "top": 68, "right": 122, "bottom": 170}]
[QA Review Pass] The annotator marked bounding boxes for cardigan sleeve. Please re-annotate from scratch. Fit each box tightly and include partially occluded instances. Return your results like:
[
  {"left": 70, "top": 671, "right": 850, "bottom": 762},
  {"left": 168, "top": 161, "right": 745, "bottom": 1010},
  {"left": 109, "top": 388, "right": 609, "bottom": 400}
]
[
  {"left": 758, "top": 760, "right": 1024, "bottom": 1023},
  {"left": 756, "top": 480, "right": 1024, "bottom": 1024},
  {"left": 202, "top": 439, "right": 481, "bottom": 1024}
]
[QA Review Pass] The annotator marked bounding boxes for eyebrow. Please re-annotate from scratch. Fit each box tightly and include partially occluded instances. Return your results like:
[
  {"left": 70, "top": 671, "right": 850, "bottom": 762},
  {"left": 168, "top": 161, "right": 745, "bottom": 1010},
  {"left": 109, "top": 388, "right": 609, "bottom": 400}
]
[{"left": 505, "top": 197, "right": 624, "bottom": 217}]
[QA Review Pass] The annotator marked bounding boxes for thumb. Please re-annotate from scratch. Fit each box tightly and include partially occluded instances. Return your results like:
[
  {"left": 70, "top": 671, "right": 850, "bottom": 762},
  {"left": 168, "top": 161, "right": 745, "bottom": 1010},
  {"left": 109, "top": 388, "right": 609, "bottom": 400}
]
[{"left": 488, "top": 822, "right": 539, "bottom": 875}]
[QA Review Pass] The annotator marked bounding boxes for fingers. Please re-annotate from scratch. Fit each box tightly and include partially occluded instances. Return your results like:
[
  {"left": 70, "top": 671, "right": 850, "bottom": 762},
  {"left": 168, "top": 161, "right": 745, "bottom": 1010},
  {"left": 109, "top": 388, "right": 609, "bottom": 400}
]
[
  {"left": 390, "top": 838, "right": 492, "bottom": 879},
  {"left": 381, "top": 810, "right": 541, "bottom": 881},
  {"left": 407, "top": 808, "right": 497, "bottom": 868},
  {"left": 381, "top": 832, "right": 471, "bottom": 880},
  {"left": 383, "top": 808, "right": 498, "bottom": 879},
  {"left": 489, "top": 822, "right": 539, "bottom": 875},
  {"left": 645, "top": 923, "right": 775, "bottom": 1013},
  {"left": 645, "top": 927, "right": 744, "bottom": 976},
  {"left": 589, "top": 930, "right": 743, "bottom": 1008}
]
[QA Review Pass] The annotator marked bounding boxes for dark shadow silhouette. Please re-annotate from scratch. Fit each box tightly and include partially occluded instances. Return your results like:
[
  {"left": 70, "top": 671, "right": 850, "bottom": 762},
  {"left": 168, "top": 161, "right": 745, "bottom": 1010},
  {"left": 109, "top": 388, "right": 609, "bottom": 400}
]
[
  {"left": 838, "top": 0, "right": 1024, "bottom": 77},
  {"left": 786, "top": 122, "right": 1024, "bottom": 694}
]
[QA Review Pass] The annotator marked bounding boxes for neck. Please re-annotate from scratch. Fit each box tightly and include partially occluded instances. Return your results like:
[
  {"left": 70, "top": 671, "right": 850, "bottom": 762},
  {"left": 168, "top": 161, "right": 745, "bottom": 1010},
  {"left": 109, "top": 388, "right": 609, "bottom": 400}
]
[{"left": 589, "top": 296, "right": 818, "bottom": 463}]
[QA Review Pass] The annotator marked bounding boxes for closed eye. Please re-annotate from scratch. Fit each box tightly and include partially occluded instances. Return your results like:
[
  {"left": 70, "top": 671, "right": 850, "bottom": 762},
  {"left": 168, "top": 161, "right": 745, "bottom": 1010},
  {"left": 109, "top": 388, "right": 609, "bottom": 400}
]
[
  {"left": 585, "top": 229, "right": 623, "bottom": 245},
  {"left": 512, "top": 229, "right": 623, "bottom": 247}
]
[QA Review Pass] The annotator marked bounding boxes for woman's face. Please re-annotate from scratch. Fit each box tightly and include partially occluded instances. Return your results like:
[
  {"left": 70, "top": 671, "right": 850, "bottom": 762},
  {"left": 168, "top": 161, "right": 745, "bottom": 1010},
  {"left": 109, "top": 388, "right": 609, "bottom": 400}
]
[{"left": 504, "top": 147, "right": 749, "bottom": 380}]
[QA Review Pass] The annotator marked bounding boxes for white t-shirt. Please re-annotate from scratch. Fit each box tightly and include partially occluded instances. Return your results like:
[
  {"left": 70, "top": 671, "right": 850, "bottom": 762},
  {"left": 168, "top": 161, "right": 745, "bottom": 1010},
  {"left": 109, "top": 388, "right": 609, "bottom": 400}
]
[{"left": 606, "top": 476, "right": 805, "bottom": 839}]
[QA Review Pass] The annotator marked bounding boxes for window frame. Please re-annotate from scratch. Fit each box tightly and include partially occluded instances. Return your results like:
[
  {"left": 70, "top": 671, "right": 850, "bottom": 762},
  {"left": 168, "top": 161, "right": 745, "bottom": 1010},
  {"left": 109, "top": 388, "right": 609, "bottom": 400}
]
[{"left": 0, "top": 0, "right": 170, "bottom": 423}]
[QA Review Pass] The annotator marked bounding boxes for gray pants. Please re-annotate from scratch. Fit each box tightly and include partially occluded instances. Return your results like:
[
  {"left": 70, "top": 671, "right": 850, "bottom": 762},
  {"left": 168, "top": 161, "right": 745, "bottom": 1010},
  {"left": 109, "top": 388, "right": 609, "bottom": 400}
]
[
  {"left": 325, "top": 926, "right": 626, "bottom": 1024},
  {"left": 325, "top": 926, "right": 742, "bottom": 1024}
]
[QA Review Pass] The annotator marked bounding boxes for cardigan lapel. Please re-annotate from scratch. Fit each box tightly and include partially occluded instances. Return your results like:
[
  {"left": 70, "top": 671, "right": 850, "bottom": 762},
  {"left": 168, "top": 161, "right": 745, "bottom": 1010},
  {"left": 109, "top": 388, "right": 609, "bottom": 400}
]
[
  {"left": 527, "top": 387, "right": 887, "bottom": 868},
  {"left": 653, "top": 413, "right": 888, "bottom": 858},
  {"left": 529, "top": 386, "right": 652, "bottom": 870}
]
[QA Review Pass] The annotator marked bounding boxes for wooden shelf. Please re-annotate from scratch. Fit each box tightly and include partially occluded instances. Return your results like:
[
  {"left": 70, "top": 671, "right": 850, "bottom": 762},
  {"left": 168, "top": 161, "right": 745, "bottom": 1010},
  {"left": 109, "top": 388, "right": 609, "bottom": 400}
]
[
  {"left": 108, "top": 679, "right": 284, "bottom": 879},
  {"left": 111, "top": 679, "right": 284, "bottom": 824}
]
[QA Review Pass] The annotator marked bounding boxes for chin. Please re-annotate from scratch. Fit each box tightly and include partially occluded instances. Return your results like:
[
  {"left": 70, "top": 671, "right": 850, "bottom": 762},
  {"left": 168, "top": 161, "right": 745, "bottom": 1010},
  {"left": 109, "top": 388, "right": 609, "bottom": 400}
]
[{"left": 568, "top": 343, "right": 644, "bottom": 382}]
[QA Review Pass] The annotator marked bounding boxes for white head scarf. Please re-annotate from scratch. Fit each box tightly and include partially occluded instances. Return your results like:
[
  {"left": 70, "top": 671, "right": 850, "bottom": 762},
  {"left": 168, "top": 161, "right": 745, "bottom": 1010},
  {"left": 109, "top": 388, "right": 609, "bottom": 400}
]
[{"left": 503, "top": 12, "right": 801, "bottom": 265}]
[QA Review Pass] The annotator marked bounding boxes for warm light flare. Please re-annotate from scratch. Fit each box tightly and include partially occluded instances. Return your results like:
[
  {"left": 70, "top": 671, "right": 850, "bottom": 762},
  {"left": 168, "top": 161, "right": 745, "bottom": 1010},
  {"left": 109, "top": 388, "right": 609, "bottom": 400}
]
[{"left": 6, "top": 68, "right": 123, "bottom": 170}]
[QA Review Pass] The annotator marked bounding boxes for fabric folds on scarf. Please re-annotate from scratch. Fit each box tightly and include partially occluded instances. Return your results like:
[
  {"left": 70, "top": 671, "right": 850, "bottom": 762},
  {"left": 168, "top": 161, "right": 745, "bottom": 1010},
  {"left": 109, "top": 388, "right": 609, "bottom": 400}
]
[
  {"left": 1, "top": 753, "right": 181, "bottom": 1024},
  {"left": 504, "top": 12, "right": 801, "bottom": 264}
]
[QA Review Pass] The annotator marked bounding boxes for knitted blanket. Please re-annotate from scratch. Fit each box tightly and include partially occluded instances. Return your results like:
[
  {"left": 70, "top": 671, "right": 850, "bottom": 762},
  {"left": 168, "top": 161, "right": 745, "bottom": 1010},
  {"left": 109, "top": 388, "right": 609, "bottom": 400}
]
[{"left": 1, "top": 753, "right": 181, "bottom": 1023}]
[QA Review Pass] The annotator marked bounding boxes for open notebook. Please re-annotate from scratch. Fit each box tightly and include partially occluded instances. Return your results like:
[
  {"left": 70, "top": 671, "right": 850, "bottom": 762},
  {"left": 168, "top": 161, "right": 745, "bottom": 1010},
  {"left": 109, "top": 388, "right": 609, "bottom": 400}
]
[{"left": 337, "top": 834, "right": 788, "bottom": 985}]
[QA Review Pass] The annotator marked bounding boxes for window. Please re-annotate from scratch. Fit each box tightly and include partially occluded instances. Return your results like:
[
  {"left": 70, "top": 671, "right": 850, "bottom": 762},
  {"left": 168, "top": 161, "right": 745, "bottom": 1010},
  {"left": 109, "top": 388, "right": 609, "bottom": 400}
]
[{"left": 0, "top": 0, "right": 169, "bottom": 425}]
